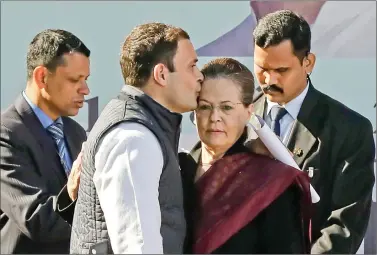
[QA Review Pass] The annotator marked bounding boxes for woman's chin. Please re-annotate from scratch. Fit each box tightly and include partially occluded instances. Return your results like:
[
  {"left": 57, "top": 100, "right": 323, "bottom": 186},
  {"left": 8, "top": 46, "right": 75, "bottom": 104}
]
[{"left": 203, "top": 138, "right": 233, "bottom": 150}]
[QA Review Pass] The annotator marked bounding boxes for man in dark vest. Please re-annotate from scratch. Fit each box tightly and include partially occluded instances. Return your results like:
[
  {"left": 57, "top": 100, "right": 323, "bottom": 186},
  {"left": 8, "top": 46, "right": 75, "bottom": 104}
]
[{"left": 68, "top": 22, "right": 203, "bottom": 254}]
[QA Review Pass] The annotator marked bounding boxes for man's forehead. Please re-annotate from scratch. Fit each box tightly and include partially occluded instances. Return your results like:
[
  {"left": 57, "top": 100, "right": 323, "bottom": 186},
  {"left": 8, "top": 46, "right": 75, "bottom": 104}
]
[
  {"left": 254, "top": 42, "right": 296, "bottom": 67},
  {"left": 175, "top": 39, "right": 197, "bottom": 62},
  {"left": 56, "top": 53, "right": 90, "bottom": 76}
]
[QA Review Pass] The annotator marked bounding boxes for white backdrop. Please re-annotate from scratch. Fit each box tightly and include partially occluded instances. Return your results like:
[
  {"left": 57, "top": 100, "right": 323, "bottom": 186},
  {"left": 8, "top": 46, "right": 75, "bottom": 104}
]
[{"left": 1, "top": 1, "right": 376, "bottom": 253}]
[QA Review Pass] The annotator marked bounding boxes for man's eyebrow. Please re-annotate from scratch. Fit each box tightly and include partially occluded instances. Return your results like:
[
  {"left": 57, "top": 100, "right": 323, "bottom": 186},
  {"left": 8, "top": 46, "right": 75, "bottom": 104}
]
[
  {"left": 255, "top": 63, "right": 289, "bottom": 71},
  {"left": 70, "top": 74, "right": 90, "bottom": 79}
]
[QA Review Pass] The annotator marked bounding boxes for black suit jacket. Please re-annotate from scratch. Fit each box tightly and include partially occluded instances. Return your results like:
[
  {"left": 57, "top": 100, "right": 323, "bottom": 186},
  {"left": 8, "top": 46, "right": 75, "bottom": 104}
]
[
  {"left": 253, "top": 83, "right": 375, "bottom": 254},
  {"left": 0, "top": 94, "right": 87, "bottom": 254}
]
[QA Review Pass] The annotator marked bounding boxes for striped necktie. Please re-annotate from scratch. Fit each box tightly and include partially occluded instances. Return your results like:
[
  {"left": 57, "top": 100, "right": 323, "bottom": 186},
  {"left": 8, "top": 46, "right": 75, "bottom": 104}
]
[
  {"left": 47, "top": 120, "right": 70, "bottom": 175},
  {"left": 269, "top": 106, "right": 287, "bottom": 137}
]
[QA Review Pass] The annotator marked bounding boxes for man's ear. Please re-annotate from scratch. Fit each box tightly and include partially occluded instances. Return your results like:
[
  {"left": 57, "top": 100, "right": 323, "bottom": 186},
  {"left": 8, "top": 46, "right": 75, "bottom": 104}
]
[
  {"left": 304, "top": 52, "right": 316, "bottom": 75},
  {"left": 153, "top": 63, "right": 169, "bottom": 87},
  {"left": 33, "top": 66, "right": 49, "bottom": 89}
]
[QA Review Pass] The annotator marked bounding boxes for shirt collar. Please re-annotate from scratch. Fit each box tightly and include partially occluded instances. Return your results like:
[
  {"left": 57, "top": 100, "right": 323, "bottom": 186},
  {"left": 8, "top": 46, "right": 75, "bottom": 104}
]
[
  {"left": 22, "top": 91, "right": 63, "bottom": 129},
  {"left": 266, "top": 83, "right": 309, "bottom": 120}
]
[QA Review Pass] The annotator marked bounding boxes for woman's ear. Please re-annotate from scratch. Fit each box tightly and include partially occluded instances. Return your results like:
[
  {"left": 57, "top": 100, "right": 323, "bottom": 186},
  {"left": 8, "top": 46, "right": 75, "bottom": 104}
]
[
  {"left": 247, "top": 103, "right": 254, "bottom": 118},
  {"left": 245, "top": 103, "right": 254, "bottom": 125}
]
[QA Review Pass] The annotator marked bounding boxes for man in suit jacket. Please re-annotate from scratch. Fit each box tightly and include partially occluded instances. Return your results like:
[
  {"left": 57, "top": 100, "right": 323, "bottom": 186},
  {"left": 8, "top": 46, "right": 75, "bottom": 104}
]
[
  {"left": 251, "top": 10, "right": 375, "bottom": 253},
  {"left": 1, "top": 29, "right": 90, "bottom": 254}
]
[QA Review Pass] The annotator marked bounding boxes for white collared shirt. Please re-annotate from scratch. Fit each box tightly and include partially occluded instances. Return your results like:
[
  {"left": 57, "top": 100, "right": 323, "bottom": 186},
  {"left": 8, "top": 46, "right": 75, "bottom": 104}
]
[
  {"left": 266, "top": 84, "right": 309, "bottom": 144},
  {"left": 93, "top": 122, "right": 164, "bottom": 254}
]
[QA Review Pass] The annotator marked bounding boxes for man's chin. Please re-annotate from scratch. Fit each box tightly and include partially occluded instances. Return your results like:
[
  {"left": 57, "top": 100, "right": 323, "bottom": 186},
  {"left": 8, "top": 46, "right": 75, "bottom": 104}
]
[
  {"left": 265, "top": 93, "right": 284, "bottom": 104},
  {"left": 183, "top": 102, "right": 198, "bottom": 113},
  {"left": 66, "top": 108, "right": 80, "bottom": 117}
]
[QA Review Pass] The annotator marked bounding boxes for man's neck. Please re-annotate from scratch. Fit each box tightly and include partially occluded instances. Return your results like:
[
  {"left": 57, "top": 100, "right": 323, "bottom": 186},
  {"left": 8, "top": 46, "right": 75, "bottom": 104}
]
[
  {"left": 266, "top": 83, "right": 309, "bottom": 120},
  {"left": 25, "top": 85, "right": 59, "bottom": 121},
  {"left": 141, "top": 84, "right": 178, "bottom": 113}
]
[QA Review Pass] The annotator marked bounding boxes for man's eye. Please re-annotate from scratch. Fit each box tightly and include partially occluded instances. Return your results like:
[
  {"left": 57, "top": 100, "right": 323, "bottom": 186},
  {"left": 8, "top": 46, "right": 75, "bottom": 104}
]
[{"left": 276, "top": 68, "right": 288, "bottom": 73}]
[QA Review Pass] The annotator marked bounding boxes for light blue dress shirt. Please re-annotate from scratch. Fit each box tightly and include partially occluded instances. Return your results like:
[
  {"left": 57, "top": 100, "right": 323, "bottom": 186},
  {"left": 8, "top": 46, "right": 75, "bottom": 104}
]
[
  {"left": 22, "top": 91, "right": 73, "bottom": 171},
  {"left": 266, "top": 84, "right": 309, "bottom": 145}
]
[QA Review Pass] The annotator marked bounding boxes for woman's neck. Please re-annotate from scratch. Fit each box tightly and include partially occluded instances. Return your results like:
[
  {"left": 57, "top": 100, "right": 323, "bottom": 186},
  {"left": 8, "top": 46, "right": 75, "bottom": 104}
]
[{"left": 200, "top": 144, "right": 227, "bottom": 165}]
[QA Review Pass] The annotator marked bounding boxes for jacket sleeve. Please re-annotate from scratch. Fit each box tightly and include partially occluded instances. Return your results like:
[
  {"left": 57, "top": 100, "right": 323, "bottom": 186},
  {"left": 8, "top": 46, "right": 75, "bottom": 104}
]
[
  {"left": 311, "top": 120, "right": 375, "bottom": 254},
  {"left": 54, "top": 119, "right": 86, "bottom": 226},
  {"left": 0, "top": 124, "right": 71, "bottom": 242},
  {"left": 56, "top": 185, "right": 77, "bottom": 225}
]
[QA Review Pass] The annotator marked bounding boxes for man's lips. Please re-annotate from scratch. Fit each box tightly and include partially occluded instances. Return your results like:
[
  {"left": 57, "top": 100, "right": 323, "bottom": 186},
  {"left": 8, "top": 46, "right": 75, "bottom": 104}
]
[{"left": 74, "top": 100, "right": 84, "bottom": 107}]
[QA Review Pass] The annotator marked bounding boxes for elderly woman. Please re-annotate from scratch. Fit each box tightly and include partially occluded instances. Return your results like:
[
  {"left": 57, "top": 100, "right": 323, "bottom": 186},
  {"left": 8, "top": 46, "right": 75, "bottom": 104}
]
[{"left": 180, "top": 57, "right": 311, "bottom": 254}]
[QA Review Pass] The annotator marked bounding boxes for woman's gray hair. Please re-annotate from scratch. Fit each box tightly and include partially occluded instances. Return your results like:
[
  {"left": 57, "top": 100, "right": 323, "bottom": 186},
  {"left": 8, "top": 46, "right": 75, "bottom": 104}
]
[{"left": 201, "top": 58, "right": 255, "bottom": 105}]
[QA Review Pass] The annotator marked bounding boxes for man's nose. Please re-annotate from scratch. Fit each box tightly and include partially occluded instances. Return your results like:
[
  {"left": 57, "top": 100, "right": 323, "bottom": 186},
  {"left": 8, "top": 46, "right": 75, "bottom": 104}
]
[
  {"left": 80, "top": 82, "right": 90, "bottom": 95},
  {"left": 198, "top": 71, "right": 204, "bottom": 83},
  {"left": 263, "top": 71, "right": 278, "bottom": 85}
]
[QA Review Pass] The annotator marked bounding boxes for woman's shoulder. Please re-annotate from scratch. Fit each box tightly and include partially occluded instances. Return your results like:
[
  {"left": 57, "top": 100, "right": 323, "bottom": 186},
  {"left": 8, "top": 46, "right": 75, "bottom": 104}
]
[
  {"left": 178, "top": 151, "right": 198, "bottom": 180},
  {"left": 178, "top": 151, "right": 192, "bottom": 168}
]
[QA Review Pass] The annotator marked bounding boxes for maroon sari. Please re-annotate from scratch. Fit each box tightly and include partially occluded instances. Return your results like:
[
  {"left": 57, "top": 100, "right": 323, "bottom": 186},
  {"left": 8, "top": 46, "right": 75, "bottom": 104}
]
[{"left": 192, "top": 152, "right": 312, "bottom": 254}]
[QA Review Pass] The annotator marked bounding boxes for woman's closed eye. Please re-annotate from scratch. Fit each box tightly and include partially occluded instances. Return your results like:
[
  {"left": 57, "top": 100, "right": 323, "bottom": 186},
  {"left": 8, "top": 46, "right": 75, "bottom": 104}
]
[
  {"left": 197, "top": 104, "right": 212, "bottom": 111},
  {"left": 197, "top": 104, "right": 235, "bottom": 114},
  {"left": 219, "top": 104, "right": 234, "bottom": 112}
]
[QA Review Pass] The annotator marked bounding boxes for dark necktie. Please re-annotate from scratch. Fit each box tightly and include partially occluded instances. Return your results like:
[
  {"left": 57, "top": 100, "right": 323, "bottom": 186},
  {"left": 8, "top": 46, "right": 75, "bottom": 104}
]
[
  {"left": 269, "top": 106, "right": 287, "bottom": 137},
  {"left": 47, "top": 120, "right": 70, "bottom": 175}
]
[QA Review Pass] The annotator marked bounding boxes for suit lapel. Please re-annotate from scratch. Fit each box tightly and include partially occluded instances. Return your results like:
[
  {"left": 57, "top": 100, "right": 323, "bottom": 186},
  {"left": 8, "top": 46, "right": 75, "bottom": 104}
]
[
  {"left": 253, "top": 83, "right": 320, "bottom": 168},
  {"left": 189, "top": 142, "right": 202, "bottom": 165},
  {"left": 14, "top": 95, "right": 67, "bottom": 184},
  {"left": 286, "top": 83, "right": 321, "bottom": 167},
  {"left": 286, "top": 120, "right": 317, "bottom": 167},
  {"left": 253, "top": 92, "right": 266, "bottom": 118}
]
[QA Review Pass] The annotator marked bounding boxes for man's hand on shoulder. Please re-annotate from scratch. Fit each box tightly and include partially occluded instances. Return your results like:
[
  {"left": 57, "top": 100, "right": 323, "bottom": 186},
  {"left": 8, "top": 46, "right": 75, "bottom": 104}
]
[{"left": 67, "top": 143, "right": 85, "bottom": 201}]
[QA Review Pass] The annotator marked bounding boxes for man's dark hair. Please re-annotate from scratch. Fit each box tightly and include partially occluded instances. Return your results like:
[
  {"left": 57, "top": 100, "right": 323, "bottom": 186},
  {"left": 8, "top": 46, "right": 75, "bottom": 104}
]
[
  {"left": 120, "top": 22, "right": 190, "bottom": 87},
  {"left": 253, "top": 10, "right": 311, "bottom": 62},
  {"left": 26, "top": 29, "right": 90, "bottom": 80}
]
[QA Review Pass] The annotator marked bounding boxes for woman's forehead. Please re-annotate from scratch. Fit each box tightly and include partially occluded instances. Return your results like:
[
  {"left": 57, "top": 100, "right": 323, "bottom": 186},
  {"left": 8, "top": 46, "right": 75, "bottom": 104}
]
[{"left": 200, "top": 78, "right": 242, "bottom": 102}]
